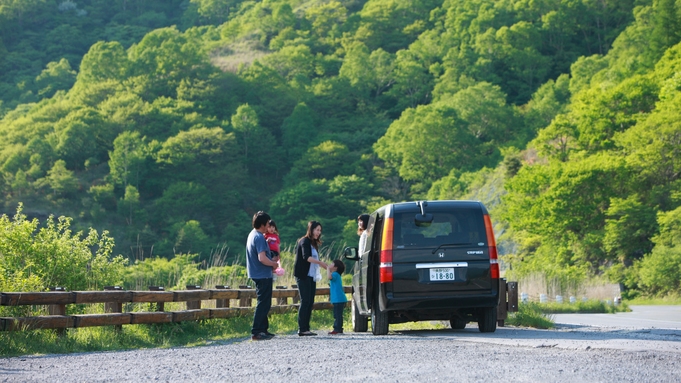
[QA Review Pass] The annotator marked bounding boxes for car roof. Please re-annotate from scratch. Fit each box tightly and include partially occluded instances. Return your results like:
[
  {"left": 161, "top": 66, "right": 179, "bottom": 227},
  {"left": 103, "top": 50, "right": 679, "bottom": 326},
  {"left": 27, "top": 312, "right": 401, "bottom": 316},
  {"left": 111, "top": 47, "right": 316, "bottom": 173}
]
[{"left": 377, "top": 200, "right": 488, "bottom": 216}]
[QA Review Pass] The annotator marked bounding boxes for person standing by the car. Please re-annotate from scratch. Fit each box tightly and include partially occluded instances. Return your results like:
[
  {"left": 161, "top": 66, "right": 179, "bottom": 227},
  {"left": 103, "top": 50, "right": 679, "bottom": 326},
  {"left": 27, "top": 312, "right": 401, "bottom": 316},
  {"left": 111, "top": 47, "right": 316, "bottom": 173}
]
[
  {"left": 246, "top": 211, "right": 280, "bottom": 341},
  {"left": 357, "top": 214, "right": 370, "bottom": 255},
  {"left": 294, "top": 220, "right": 328, "bottom": 336}
]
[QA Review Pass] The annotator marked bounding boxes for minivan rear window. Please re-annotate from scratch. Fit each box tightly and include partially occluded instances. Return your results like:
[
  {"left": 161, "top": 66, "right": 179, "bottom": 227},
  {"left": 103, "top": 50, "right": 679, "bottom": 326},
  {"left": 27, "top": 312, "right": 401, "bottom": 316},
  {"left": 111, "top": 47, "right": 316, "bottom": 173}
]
[{"left": 393, "top": 209, "right": 486, "bottom": 248}]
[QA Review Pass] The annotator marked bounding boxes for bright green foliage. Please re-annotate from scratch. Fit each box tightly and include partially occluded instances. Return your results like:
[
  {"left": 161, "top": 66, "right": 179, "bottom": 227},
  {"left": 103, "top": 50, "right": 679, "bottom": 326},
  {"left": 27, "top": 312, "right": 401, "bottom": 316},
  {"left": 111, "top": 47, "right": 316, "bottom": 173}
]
[
  {"left": 173, "top": 221, "right": 211, "bottom": 261},
  {"left": 505, "top": 302, "right": 554, "bottom": 329},
  {"left": 77, "top": 42, "right": 129, "bottom": 84},
  {"left": 34, "top": 59, "right": 76, "bottom": 98},
  {"left": 375, "top": 81, "right": 513, "bottom": 193},
  {"left": 40, "top": 159, "right": 79, "bottom": 198},
  {"left": 2, "top": 0, "right": 681, "bottom": 298},
  {"left": 190, "top": 0, "right": 239, "bottom": 25},
  {"left": 628, "top": 206, "right": 681, "bottom": 296},
  {"left": 286, "top": 141, "right": 355, "bottom": 184},
  {"left": 0, "top": 204, "right": 127, "bottom": 293},
  {"left": 109, "top": 131, "right": 149, "bottom": 190},
  {"left": 634, "top": 245, "right": 681, "bottom": 296},
  {"left": 502, "top": 153, "right": 630, "bottom": 276},
  {"left": 603, "top": 196, "right": 657, "bottom": 265}
]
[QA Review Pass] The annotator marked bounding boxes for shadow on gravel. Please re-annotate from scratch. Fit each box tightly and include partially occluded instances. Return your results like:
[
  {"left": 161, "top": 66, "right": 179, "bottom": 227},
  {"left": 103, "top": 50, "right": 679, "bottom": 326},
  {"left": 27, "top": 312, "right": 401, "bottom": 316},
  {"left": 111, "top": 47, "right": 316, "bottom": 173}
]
[{"left": 393, "top": 326, "right": 681, "bottom": 344}]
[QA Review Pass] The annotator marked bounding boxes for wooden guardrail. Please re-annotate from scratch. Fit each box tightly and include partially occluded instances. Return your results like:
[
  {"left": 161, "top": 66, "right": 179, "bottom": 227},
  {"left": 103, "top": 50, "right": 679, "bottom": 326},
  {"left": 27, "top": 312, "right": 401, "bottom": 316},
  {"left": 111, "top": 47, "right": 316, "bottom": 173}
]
[
  {"left": 1, "top": 281, "right": 518, "bottom": 331},
  {"left": 0, "top": 285, "right": 353, "bottom": 332}
]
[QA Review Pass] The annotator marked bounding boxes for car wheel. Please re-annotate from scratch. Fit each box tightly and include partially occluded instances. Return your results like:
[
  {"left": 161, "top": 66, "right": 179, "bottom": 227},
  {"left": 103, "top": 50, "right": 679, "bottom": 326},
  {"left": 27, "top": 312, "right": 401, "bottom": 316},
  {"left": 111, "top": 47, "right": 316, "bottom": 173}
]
[
  {"left": 352, "top": 299, "right": 368, "bottom": 332},
  {"left": 371, "top": 295, "right": 389, "bottom": 335},
  {"left": 477, "top": 306, "right": 497, "bottom": 333},
  {"left": 450, "top": 318, "right": 467, "bottom": 330}
]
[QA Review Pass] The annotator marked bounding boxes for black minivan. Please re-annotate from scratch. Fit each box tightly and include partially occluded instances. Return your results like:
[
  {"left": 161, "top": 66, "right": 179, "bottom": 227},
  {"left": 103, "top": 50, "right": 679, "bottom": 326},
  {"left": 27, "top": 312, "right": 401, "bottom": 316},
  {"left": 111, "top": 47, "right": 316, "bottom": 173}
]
[{"left": 344, "top": 200, "right": 500, "bottom": 335}]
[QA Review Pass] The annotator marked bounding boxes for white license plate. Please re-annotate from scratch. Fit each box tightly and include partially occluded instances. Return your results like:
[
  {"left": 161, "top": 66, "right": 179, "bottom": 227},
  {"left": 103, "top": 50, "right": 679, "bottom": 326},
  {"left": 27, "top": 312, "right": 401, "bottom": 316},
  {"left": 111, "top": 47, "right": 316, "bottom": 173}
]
[{"left": 429, "top": 268, "right": 455, "bottom": 281}]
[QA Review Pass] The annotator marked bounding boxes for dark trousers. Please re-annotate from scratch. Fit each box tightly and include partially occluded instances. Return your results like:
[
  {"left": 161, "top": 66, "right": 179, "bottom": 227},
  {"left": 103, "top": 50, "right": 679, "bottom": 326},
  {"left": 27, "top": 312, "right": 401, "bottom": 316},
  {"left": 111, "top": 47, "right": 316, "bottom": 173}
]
[
  {"left": 333, "top": 303, "right": 345, "bottom": 332},
  {"left": 252, "top": 278, "right": 273, "bottom": 335},
  {"left": 295, "top": 276, "right": 316, "bottom": 333}
]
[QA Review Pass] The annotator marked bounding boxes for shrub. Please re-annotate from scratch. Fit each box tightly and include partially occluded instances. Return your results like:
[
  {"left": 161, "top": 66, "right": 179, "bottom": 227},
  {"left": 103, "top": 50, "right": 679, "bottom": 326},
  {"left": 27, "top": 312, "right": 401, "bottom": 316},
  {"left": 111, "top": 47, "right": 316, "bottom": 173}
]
[{"left": 0, "top": 204, "right": 128, "bottom": 293}]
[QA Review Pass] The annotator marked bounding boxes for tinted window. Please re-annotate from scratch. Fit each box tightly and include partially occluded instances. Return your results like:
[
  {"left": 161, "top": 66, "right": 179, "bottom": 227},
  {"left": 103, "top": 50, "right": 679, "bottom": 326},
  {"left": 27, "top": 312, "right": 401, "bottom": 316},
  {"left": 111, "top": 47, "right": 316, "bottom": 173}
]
[{"left": 393, "top": 209, "right": 486, "bottom": 248}]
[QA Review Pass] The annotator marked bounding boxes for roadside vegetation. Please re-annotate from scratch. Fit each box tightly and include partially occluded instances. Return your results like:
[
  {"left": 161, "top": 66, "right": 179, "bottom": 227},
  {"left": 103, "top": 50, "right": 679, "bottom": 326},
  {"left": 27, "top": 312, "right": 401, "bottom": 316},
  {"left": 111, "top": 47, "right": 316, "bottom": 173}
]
[
  {"left": 506, "top": 303, "right": 555, "bottom": 330},
  {"left": 0, "top": 311, "right": 336, "bottom": 357},
  {"left": 535, "top": 301, "right": 628, "bottom": 314}
]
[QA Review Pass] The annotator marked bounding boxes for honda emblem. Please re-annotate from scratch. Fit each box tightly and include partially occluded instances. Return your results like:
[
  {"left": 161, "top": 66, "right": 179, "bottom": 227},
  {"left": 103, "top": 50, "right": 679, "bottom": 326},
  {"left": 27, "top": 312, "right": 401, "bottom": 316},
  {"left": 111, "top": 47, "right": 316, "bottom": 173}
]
[{"left": 438, "top": 252, "right": 445, "bottom": 258}]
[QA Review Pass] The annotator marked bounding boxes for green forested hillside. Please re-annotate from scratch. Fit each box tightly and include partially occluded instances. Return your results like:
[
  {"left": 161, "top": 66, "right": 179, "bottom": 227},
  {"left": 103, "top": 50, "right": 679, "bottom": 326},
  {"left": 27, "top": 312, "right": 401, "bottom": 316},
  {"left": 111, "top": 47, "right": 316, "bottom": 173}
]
[{"left": 1, "top": 0, "right": 680, "bottom": 296}]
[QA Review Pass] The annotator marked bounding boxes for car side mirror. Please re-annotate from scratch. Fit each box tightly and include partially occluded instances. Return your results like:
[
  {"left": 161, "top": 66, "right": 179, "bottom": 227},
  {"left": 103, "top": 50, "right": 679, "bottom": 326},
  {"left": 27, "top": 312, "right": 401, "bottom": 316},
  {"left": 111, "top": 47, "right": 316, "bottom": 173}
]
[{"left": 343, "top": 246, "right": 359, "bottom": 261}]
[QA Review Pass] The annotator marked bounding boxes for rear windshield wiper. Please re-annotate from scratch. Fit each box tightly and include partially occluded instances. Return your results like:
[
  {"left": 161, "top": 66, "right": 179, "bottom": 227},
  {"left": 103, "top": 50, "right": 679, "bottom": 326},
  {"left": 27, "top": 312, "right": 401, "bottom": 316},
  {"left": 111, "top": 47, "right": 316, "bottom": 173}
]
[{"left": 431, "top": 243, "right": 472, "bottom": 254}]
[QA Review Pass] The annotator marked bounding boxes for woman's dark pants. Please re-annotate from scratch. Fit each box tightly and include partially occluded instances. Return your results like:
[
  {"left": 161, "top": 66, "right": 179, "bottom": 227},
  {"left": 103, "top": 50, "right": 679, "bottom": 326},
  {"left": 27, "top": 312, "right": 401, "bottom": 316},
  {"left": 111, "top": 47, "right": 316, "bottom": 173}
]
[{"left": 295, "top": 276, "right": 316, "bottom": 333}]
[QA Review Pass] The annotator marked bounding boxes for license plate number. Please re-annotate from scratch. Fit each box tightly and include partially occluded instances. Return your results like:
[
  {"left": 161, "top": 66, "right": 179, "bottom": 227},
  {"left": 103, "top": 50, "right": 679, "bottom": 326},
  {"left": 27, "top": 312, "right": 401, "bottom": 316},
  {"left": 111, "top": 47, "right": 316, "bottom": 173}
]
[{"left": 430, "top": 268, "right": 455, "bottom": 281}]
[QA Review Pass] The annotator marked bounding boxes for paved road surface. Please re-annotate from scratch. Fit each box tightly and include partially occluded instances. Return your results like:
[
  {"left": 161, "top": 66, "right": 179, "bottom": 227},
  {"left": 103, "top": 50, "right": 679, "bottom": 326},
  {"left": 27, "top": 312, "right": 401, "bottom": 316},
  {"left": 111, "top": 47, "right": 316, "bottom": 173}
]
[{"left": 552, "top": 305, "right": 681, "bottom": 330}]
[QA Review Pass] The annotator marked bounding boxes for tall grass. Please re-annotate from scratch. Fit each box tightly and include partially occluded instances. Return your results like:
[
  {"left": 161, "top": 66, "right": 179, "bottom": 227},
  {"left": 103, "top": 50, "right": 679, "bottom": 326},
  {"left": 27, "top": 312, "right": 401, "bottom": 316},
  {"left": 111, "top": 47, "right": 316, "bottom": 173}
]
[
  {"left": 513, "top": 272, "right": 622, "bottom": 303},
  {"left": 506, "top": 303, "right": 554, "bottom": 329}
]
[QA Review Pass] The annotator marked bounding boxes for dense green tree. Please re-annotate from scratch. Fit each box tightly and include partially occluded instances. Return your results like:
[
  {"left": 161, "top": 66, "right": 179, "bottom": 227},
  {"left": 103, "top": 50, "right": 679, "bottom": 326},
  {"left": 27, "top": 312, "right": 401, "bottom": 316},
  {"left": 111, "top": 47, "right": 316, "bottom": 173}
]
[
  {"left": 190, "top": 0, "right": 239, "bottom": 25},
  {"left": 375, "top": 82, "right": 513, "bottom": 192},
  {"left": 109, "top": 131, "right": 148, "bottom": 190},
  {"left": 77, "top": 41, "right": 129, "bottom": 85},
  {"left": 34, "top": 58, "right": 76, "bottom": 98},
  {"left": 173, "top": 220, "right": 212, "bottom": 261},
  {"left": 502, "top": 153, "right": 631, "bottom": 274},
  {"left": 650, "top": 0, "right": 681, "bottom": 58},
  {"left": 41, "top": 159, "right": 79, "bottom": 198},
  {"left": 603, "top": 195, "right": 658, "bottom": 265},
  {"left": 230, "top": 103, "right": 273, "bottom": 172},
  {"left": 285, "top": 141, "right": 355, "bottom": 185},
  {"left": 281, "top": 102, "right": 318, "bottom": 163}
]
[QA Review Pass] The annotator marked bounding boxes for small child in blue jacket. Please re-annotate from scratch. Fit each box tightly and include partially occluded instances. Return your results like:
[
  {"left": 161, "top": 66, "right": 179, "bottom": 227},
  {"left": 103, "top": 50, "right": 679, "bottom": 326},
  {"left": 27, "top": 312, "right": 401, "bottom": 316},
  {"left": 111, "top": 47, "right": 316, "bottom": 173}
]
[{"left": 327, "top": 259, "right": 347, "bottom": 334}]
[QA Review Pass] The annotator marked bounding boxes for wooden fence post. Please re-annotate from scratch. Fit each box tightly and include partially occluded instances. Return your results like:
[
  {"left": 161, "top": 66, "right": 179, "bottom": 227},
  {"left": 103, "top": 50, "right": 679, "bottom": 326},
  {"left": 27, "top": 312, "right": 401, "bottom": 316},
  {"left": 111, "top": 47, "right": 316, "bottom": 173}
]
[
  {"left": 275, "top": 286, "right": 287, "bottom": 305},
  {"left": 215, "top": 285, "right": 230, "bottom": 308},
  {"left": 186, "top": 285, "right": 202, "bottom": 310},
  {"left": 104, "top": 286, "right": 124, "bottom": 331},
  {"left": 291, "top": 284, "right": 299, "bottom": 304},
  {"left": 149, "top": 286, "right": 165, "bottom": 311},
  {"left": 238, "top": 285, "right": 252, "bottom": 307},
  {"left": 48, "top": 287, "right": 67, "bottom": 336}
]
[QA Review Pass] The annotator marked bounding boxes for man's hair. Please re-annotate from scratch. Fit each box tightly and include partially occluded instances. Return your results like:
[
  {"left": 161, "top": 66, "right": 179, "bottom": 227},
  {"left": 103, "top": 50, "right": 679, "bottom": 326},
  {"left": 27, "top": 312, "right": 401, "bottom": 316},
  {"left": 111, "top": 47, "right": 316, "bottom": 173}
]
[
  {"left": 333, "top": 259, "right": 345, "bottom": 275},
  {"left": 252, "top": 211, "right": 271, "bottom": 229}
]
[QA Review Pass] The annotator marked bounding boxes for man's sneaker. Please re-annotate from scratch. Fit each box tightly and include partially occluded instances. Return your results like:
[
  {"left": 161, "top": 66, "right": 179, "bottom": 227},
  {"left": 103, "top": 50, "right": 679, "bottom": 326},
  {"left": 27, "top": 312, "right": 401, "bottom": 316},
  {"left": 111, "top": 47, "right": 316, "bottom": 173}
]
[
  {"left": 265, "top": 331, "right": 276, "bottom": 337},
  {"left": 328, "top": 331, "right": 343, "bottom": 335},
  {"left": 298, "top": 331, "right": 317, "bottom": 336},
  {"left": 251, "top": 332, "right": 273, "bottom": 341}
]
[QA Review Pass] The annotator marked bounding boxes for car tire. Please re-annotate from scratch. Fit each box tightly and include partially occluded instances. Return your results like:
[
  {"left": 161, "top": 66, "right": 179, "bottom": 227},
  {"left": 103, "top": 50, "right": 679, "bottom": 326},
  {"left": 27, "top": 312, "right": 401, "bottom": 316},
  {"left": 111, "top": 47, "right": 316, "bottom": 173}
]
[
  {"left": 352, "top": 300, "right": 368, "bottom": 332},
  {"left": 477, "top": 306, "right": 497, "bottom": 333},
  {"left": 371, "top": 295, "right": 389, "bottom": 335},
  {"left": 450, "top": 318, "right": 467, "bottom": 330}
]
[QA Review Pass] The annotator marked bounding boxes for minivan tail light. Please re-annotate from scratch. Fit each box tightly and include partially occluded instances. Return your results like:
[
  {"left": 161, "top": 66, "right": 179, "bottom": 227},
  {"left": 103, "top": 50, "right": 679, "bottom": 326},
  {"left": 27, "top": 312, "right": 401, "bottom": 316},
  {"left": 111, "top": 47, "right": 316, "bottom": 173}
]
[
  {"left": 483, "top": 214, "right": 500, "bottom": 279},
  {"left": 379, "top": 217, "right": 394, "bottom": 283}
]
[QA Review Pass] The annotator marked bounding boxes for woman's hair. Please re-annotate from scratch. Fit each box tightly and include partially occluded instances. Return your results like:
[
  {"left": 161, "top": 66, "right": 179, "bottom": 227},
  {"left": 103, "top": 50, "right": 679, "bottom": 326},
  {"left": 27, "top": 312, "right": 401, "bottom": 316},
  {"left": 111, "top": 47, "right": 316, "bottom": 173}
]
[
  {"left": 357, "top": 214, "right": 370, "bottom": 236},
  {"left": 302, "top": 220, "right": 323, "bottom": 249},
  {"left": 332, "top": 259, "right": 345, "bottom": 275},
  {"left": 268, "top": 220, "right": 278, "bottom": 234}
]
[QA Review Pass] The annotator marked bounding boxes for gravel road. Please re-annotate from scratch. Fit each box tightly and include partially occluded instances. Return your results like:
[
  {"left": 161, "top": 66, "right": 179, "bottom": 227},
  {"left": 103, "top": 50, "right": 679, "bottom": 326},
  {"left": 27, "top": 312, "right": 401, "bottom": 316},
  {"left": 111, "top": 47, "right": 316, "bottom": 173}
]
[{"left": 2, "top": 322, "right": 680, "bottom": 383}]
